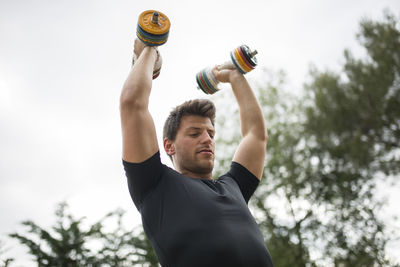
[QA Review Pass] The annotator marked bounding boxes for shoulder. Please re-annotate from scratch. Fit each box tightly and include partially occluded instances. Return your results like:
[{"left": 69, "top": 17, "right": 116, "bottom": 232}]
[
  {"left": 123, "top": 150, "right": 161, "bottom": 168},
  {"left": 123, "top": 151, "right": 167, "bottom": 209},
  {"left": 218, "top": 161, "right": 260, "bottom": 203},
  {"left": 228, "top": 162, "right": 260, "bottom": 186}
]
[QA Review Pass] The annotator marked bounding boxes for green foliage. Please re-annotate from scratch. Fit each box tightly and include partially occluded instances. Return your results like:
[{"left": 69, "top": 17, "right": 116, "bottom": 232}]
[
  {"left": 213, "top": 11, "right": 400, "bottom": 267},
  {"left": 0, "top": 241, "right": 14, "bottom": 267},
  {"left": 300, "top": 11, "right": 400, "bottom": 266},
  {"left": 305, "top": 11, "right": 400, "bottom": 177},
  {"left": 9, "top": 202, "right": 158, "bottom": 266},
  {"left": 5, "top": 9, "right": 399, "bottom": 267}
]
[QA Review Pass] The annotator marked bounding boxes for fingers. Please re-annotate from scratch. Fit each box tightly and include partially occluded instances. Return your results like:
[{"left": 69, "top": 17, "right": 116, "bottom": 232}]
[
  {"left": 212, "top": 65, "right": 233, "bottom": 83},
  {"left": 211, "top": 65, "right": 218, "bottom": 77},
  {"left": 133, "top": 38, "right": 146, "bottom": 58}
]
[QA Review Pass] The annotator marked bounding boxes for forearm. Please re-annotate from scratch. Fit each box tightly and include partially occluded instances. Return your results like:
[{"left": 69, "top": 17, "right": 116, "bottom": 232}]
[
  {"left": 230, "top": 72, "right": 267, "bottom": 140},
  {"left": 120, "top": 46, "right": 159, "bottom": 163},
  {"left": 120, "top": 47, "right": 158, "bottom": 109}
]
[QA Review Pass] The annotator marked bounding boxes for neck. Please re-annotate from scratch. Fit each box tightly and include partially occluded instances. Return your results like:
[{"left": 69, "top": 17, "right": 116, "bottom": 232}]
[{"left": 177, "top": 168, "right": 213, "bottom": 180}]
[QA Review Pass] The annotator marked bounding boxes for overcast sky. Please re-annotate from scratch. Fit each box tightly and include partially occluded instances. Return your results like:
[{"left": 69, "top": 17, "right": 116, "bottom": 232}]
[{"left": 1, "top": 0, "right": 399, "bottom": 265}]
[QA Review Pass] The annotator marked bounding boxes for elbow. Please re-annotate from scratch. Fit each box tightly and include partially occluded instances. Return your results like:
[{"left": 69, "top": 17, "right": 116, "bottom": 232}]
[
  {"left": 256, "top": 124, "right": 269, "bottom": 143},
  {"left": 120, "top": 95, "right": 148, "bottom": 112},
  {"left": 257, "top": 128, "right": 269, "bottom": 146},
  {"left": 259, "top": 130, "right": 269, "bottom": 145},
  {"left": 120, "top": 85, "right": 148, "bottom": 111},
  {"left": 247, "top": 128, "right": 268, "bottom": 145},
  {"left": 260, "top": 120, "right": 269, "bottom": 143},
  {"left": 243, "top": 122, "right": 269, "bottom": 144},
  {"left": 264, "top": 129, "right": 269, "bottom": 143}
]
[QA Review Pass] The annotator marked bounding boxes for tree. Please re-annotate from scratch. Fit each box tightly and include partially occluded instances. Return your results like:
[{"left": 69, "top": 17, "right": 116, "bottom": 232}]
[
  {"left": 9, "top": 202, "right": 158, "bottom": 266},
  {"left": 212, "top": 10, "right": 399, "bottom": 266},
  {"left": 301, "top": 10, "right": 399, "bottom": 265},
  {"left": 7, "top": 10, "right": 399, "bottom": 267},
  {"left": 0, "top": 240, "right": 14, "bottom": 267}
]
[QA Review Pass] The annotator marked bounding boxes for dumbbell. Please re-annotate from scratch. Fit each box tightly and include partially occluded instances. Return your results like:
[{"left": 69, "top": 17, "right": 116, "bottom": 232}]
[
  {"left": 133, "top": 10, "right": 170, "bottom": 79},
  {"left": 196, "top": 45, "right": 258, "bottom": 94}
]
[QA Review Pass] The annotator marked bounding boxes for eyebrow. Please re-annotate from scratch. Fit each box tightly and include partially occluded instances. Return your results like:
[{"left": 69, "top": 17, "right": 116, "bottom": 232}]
[{"left": 186, "top": 127, "right": 215, "bottom": 133}]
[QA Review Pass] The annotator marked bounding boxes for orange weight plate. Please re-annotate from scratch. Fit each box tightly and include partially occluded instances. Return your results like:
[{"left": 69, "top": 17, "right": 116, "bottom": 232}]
[{"left": 138, "top": 10, "right": 170, "bottom": 35}]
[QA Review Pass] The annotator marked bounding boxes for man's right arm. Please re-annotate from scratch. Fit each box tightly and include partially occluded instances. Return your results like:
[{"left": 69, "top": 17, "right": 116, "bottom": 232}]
[{"left": 120, "top": 42, "right": 159, "bottom": 163}]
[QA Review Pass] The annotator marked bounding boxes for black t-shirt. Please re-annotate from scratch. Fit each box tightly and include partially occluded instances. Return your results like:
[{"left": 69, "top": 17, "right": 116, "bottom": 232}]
[{"left": 123, "top": 151, "right": 273, "bottom": 267}]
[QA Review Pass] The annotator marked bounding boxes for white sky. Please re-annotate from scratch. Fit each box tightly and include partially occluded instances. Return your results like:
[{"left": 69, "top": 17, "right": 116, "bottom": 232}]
[{"left": 1, "top": 0, "right": 399, "bottom": 265}]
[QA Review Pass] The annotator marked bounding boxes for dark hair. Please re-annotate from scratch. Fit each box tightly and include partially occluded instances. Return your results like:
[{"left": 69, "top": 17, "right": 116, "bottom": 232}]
[{"left": 163, "top": 99, "right": 216, "bottom": 141}]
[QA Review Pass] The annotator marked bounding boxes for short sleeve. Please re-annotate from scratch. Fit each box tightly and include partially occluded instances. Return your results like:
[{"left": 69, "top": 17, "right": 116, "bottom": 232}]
[
  {"left": 123, "top": 151, "right": 164, "bottom": 210},
  {"left": 227, "top": 161, "right": 260, "bottom": 203}
]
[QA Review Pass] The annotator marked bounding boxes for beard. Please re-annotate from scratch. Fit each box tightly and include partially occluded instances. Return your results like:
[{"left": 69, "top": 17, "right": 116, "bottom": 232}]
[
  {"left": 189, "top": 156, "right": 214, "bottom": 174},
  {"left": 176, "top": 152, "right": 214, "bottom": 177}
]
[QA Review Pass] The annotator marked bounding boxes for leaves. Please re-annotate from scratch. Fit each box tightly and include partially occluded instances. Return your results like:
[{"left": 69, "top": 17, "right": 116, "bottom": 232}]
[
  {"left": 9, "top": 202, "right": 158, "bottom": 266},
  {"left": 0, "top": 241, "right": 14, "bottom": 267},
  {"left": 212, "top": 11, "right": 400, "bottom": 266},
  {"left": 5, "top": 9, "right": 400, "bottom": 267}
]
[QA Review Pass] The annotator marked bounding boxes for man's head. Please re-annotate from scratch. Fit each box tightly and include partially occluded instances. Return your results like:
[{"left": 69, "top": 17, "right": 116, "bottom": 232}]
[{"left": 163, "top": 99, "right": 216, "bottom": 178}]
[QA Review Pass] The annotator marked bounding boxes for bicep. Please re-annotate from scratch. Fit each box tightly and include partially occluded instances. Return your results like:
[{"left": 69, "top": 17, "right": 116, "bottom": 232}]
[
  {"left": 121, "top": 107, "right": 159, "bottom": 163},
  {"left": 232, "top": 133, "right": 267, "bottom": 180}
]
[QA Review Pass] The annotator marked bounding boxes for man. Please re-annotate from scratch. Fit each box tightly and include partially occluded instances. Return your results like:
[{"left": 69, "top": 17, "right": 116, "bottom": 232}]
[{"left": 120, "top": 39, "right": 273, "bottom": 267}]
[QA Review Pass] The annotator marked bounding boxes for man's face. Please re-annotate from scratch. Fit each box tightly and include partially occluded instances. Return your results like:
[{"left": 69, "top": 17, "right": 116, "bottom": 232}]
[{"left": 169, "top": 115, "right": 215, "bottom": 177}]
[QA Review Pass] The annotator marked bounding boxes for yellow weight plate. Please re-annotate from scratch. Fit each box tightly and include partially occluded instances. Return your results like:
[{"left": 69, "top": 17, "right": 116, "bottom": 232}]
[
  {"left": 233, "top": 48, "right": 252, "bottom": 73},
  {"left": 138, "top": 10, "right": 170, "bottom": 35}
]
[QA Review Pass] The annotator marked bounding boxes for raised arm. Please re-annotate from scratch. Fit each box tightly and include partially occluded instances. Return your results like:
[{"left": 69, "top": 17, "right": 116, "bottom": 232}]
[
  {"left": 212, "top": 68, "right": 268, "bottom": 180},
  {"left": 120, "top": 39, "right": 159, "bottom": 163}
]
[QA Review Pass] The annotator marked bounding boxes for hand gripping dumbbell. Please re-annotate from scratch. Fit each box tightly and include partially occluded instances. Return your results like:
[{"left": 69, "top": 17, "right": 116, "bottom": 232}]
[
  {"left": 196, "top": 45, "right": 258, "bottom": 94},
  {"left": 132, "top": 10, "right": 170, "bottom": 79}
]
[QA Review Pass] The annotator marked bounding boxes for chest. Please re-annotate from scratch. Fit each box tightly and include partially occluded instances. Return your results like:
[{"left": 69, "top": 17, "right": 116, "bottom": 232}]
[
  {"left": 141, "top": 175, "right": 252, "bottom": 230},
  {"left": 140, "top": 175, "right": 269, "bottom": 267}
]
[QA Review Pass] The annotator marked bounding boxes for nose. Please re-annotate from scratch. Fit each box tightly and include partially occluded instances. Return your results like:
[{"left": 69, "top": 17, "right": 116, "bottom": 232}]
[{"left": 200, "top": 131, "right": 213, "bottom": 144}]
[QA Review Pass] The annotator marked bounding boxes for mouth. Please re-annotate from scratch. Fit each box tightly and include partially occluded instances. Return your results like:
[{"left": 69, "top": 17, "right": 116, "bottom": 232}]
[{"left": 197, "top": 148, "right": 214, "bottom": 155}]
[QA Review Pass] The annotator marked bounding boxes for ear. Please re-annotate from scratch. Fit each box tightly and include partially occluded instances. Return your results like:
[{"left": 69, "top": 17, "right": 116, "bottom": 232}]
[{"left": 163, "top": 138, "right": 175, "bottom": 156}]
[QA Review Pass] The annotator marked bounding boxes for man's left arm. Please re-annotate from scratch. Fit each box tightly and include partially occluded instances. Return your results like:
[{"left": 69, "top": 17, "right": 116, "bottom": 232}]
[{"left": 212, "top": 68, "right": 268, "bottom": 180}]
